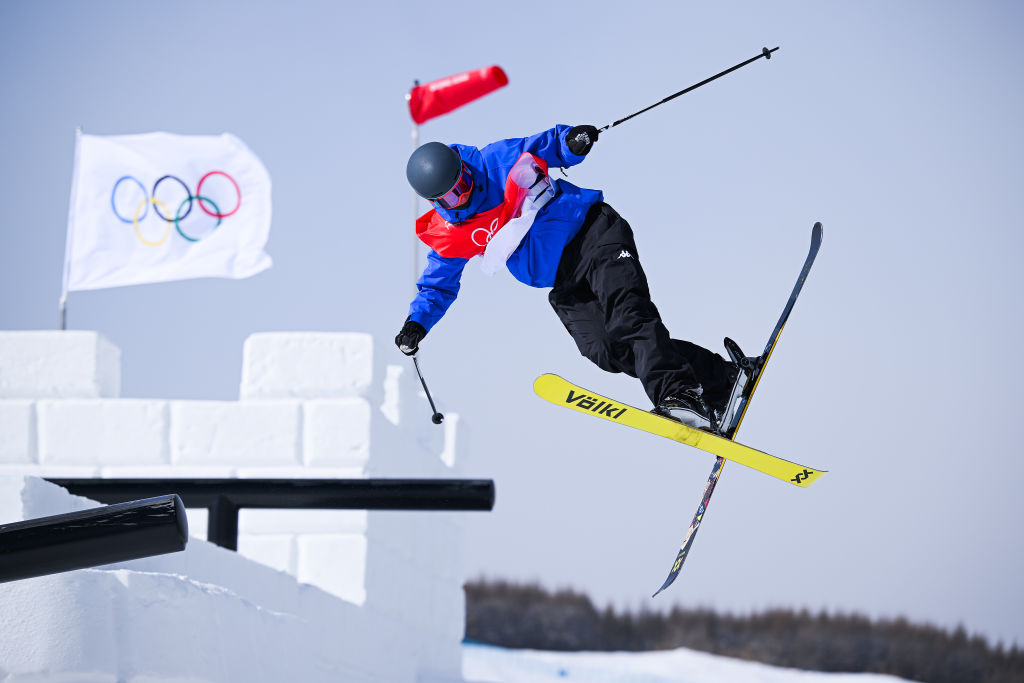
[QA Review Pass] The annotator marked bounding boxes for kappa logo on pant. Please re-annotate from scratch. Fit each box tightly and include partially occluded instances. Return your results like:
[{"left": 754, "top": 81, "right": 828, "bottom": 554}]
[{"left": 616, "top": 250, "right": 633, "bottom": 260}]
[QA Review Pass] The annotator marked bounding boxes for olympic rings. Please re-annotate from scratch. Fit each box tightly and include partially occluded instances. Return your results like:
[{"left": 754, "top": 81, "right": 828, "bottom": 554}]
[
  {"left": 196, "top": 171, "right": 241, "bottom": 218},
  {"left": 133, "top": 198, "right": 172, "bottom": 246},
  {"left": 471, "top": 217, "right": 502, "bottom": 247},
  {"left": 112, "top": 176, "right": 148, "bottom": 223},
  {"left": 152, "top": 175, "right": 193, "bottom": 222},
  {"left": 175, "top": 195, "right": 221, "bottom": 242},
  {"left": 110, "top": 171, "right": 241, "bottom": 246}
]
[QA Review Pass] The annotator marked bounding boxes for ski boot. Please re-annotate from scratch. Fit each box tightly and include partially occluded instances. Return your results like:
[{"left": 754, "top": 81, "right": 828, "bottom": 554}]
[{"left": 655, "top": 386, "right": 720, "bottom": 432}]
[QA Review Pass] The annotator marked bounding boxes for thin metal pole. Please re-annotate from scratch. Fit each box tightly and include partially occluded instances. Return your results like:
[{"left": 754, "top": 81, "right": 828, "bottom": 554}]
[
  {"left": 208, "top": 496, "right": 240, "bottom": 551},
  {"left": 413, "top": 354, "right": 444, "bottom": 424},
  {"left": 60, "top": 126, "right": 83, "bottom": 330},
  {"left": 411, "top": 123, "right": 420, "bottom": 288},
  {"left": 600, "top": 47, "right": 779, "bottom": 133}
]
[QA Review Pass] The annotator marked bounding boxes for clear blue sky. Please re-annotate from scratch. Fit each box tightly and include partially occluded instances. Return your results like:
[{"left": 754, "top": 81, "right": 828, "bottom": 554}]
[{"left": 2, "top": 0, "right": 1022, "bottom": 647}]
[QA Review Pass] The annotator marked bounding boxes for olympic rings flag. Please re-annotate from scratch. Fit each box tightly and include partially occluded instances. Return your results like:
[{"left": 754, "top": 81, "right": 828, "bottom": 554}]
[{"left": 62, "top": 131, "right": 272, "bottom": 292}]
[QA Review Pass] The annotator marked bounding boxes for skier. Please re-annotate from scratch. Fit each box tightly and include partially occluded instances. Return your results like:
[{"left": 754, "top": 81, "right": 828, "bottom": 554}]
[{"left": 395, "top": 124, "right": 738, "bottom": 430}]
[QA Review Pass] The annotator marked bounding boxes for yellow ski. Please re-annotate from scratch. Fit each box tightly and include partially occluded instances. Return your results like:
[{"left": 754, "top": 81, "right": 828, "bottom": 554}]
[{"left": 533, "top": 373, "right": 825, "bottom": 487}]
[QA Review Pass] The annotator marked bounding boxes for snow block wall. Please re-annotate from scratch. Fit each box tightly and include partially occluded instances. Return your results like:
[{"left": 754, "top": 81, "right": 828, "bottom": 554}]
[{"left": 0, "top": 331, "right": 470, "bottom": 683}]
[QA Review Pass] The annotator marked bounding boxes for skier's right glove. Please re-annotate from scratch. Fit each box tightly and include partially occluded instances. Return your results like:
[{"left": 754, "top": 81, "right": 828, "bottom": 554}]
[
  {"left": 395, "top": 319, "right": 427, "bottom": 356},
  {"left": 566, "top": 125, "right": 600, "bottom": 156}
]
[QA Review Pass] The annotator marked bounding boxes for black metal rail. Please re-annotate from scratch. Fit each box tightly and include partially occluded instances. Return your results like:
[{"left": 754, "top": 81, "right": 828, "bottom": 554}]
[
  {"left": 0, "top": 495, "right": 188, "bottom": 583},
  {"left": 47, "top": 478, "right": 496, "bottom": 550}
]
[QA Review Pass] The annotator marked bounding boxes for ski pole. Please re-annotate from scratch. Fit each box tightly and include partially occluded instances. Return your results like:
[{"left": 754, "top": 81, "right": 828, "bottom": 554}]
[
  {"left": 412, "top": 355, "right": 444, "bottom": 425},
  {"left": 599, "top": 46, "right": 779, "bottom": 133}
]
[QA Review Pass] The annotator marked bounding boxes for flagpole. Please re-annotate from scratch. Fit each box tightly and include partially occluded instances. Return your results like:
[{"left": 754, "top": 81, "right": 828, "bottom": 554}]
[
  {"left": 408, "top": 79, "right": 421, "bottom": 290},
  {"left": 411, "top": 123, "right": 420, "bottom": 289},
  {"left": 60, "top": 126, "right": 83, "bottom": 330},
  {"left": 404, "top": 69, "right": 507, "bottom": 288}
]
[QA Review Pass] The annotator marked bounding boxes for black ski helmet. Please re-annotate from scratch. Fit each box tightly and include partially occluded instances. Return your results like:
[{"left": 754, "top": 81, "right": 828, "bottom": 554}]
[{"left": 407, "top": 142, "right": 462, "bottom": 199}]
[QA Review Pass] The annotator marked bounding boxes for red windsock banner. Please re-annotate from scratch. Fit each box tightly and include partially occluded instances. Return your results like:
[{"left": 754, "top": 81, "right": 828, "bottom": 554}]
[{"left": 407, "top": 66, "right": 509, "bottom": 124}]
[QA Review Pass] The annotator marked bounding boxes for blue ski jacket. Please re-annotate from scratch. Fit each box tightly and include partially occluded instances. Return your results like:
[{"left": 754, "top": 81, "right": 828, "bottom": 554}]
[{"left": 407, "top": 125, "right": 604, "bottom": 332}]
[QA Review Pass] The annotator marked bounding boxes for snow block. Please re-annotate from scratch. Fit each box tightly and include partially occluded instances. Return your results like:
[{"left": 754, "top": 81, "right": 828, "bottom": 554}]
[
  {"left": 238, "top": 534, "right": 296, "bottom": 575},
  {"left": 380, "top": 364, "right": 403, "bottom": 425},
  {"left": 234, "top": 465, "right": 365, "bottom": 479},
  {"left": 99, "top": 464, "right": 236, "bottom": 480},
  {"left": 240, "top": 332, "right": 373, "bottom": 399},
  {"left": 303, "top": 397, "right": 371, "bottom": 469},
  {"left": 170, "top": 400, "right": 301, "bottom": 466},
  {"left": 37, "top": 399, "right": 169, "bottom": 466},
  {"left": 0, "top": 331, "right": 120, "bottom": 399},
  {"left": 0, "top": 475, "right": 97, "bottom": 527},
  {"left": 22, "top": 476, "right": 100, "bottom": 520},
  {"left": 185, "top": 508, "right": 208, "bottom": 540},
  {"left": 297, "top": 533, "right": 368, "bottom": 605},
  {"left": 0, "top": 571, "right": 120, "bottom": 682},
  {"left": 238, "top": 510, "right": 370, "bottom": 598},
  {"left": 0, "top": 400, "right": 35, "bottom": 465},
  {"left": 0, "top": 569, "right": 377, "bottom": 683},
  {"left": 240, "top": 509, "right": 368, "bottom": 535}
]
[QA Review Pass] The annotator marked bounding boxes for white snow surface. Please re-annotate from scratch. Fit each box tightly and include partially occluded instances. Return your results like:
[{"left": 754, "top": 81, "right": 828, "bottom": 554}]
[{"left": 462, "top": 642, "right": 915, "bottom": 683}]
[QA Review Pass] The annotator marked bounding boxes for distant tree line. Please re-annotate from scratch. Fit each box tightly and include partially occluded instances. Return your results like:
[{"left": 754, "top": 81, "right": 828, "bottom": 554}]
[{"left": 464, "top": 579, "right": 1023, "bottom": 683}]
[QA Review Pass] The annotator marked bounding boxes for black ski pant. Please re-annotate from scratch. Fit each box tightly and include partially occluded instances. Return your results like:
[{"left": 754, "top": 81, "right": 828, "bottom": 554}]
[{"left": 549, "top": 202, "right": 734, "bottom": 407}]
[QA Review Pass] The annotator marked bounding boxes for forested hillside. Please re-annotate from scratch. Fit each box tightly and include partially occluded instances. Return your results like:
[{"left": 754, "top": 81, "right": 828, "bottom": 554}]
[{"left": 465, "top": 580, "right": 1023, "bottom": 683}]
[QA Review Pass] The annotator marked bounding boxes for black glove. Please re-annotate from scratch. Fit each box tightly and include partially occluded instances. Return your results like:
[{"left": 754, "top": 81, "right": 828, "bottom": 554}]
[
  {"left": 566, "top": 125, "right": 600, "bottom": 156},
  {"left": 395, "top": 319, "right": 427, "bottom": 356}
]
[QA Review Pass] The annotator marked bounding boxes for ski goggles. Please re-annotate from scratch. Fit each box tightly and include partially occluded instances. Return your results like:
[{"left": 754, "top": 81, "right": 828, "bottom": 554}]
[{"left": 432, "top": 163, "right": 474, "bottom": 210}]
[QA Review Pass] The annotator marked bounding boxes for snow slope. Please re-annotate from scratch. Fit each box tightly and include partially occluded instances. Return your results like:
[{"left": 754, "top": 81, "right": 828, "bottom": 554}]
[{"left": 462, "top": 642, "right": 916, "bottom": 683}]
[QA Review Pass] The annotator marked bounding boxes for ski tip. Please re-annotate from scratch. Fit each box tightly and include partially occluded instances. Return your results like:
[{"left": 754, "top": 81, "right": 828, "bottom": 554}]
[
  {"left": 534, "top": 373, "right": 572, "bottom": 396},
  {"left": 533, "top": 373, "right": 559, "bottom": 389}
]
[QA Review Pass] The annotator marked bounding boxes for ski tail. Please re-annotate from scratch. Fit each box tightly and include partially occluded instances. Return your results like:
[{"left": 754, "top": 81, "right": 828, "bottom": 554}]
[
  {"left": 653, "top": 457, "right": 724, "bottom": 596},
  {"left": 653, "top": 221, "right": 823, "bottom": 596}
]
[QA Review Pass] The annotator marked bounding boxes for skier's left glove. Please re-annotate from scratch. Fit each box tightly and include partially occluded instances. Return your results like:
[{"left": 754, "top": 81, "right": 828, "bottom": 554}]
[
  {"left": 395, "top": 319, "right": 427, "bottom": 356},
  {"left": 566, "top": 125, "right": 600, "bottom": 156}
]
